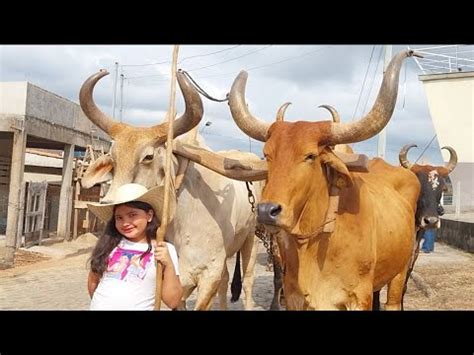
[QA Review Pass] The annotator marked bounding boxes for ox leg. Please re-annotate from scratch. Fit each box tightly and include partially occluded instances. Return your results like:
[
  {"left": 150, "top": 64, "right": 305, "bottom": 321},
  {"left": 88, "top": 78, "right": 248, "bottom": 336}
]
[
  {"left": 178, "top": 269, "right": 198, "bottom": 310},
  {"left": 176, "top": 300, "right": 187, "bottom": 310},
  {"left": 401, "top": 230, "right": 423, "bottom": 309},
  {"left": 372, "top": 290, "right": 381, "bottom": 311},
  {"left": 240, "top": 235, "right": 258, "bottom": 310},
  {"left": 345, "top": 283, "right": 374, "bottom": 310},
  {"left": 217, "top": 264, "right": 230, "bottom": 310},
  {"left": 194, "top": 262, "right": 226, "bottom": 310},
  {"left": 178, "top": 284, "right": 196, "bottom": 311},
  {"left": 385, "top": 268, "right": 409, "bottom": 311}
]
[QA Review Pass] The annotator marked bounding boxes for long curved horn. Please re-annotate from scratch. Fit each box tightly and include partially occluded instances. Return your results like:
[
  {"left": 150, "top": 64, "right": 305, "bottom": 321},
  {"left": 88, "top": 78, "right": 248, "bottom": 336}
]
[
  {"left": 276, "top": 102, "right": 292, "bottom": 122},
  {"left": 228, "top": 71, "right": 271, "bottom": 142},
  {"left": 173, "top": 141, "right": 267, "bottom": 181},
  {"left": 79, "top": 70, "right": 122, "bottom": 137},
  {"left": 152, "top": 70, "right": 204, "bottom": 139},
  {"left": 327, "top": 50, "right": 421, "bottom": 145},
  {"left": 441, "top": 146, "right": 458, "bottom": 172},
  {"left": 318, "top": 104, "right": 340, "bottom": 123},
  {"left": 399, "top": 143, "right": 417, "bottom": 169}
]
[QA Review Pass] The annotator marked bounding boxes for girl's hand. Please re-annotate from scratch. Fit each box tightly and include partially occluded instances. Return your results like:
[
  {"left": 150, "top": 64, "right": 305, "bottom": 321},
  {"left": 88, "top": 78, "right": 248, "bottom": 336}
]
[{"left": 152, "top": 240, "right": 173, "bottom": 268}]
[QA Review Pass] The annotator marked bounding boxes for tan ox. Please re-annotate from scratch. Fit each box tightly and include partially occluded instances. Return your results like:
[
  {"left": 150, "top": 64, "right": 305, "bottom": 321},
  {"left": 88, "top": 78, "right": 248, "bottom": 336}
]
[
  {"left": 79, "top": 70, "right": 261, "bottom": 310},
  {"left": 174, "top": 50, "right": 421, "bottom": 310}
]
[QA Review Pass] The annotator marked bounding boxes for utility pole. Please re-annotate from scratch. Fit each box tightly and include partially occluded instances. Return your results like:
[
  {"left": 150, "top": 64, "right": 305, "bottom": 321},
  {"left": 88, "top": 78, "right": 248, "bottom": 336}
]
[
  {"left": 119, "top": 72, "right": 124, "bottom": 123},
  {"left": 112, "top": 62, "right": 119, "bottom": 118},
  {"left": 376, "top": 45, "right": 392, "bottom": 158}
]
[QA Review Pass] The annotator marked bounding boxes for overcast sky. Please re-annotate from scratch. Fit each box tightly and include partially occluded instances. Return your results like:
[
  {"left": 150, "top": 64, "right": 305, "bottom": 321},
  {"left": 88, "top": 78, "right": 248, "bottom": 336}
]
[{"left": 0, "top": 44, "right": 451, "bottom": 165}]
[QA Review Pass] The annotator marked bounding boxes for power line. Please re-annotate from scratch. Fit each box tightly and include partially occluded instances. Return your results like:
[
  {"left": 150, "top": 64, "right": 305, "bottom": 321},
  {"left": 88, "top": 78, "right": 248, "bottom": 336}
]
[
  {"left": 126, "top": 46, "right": 331, "bottom": 82},
  {"left": 121, "top": 45, "right": 242, "bottom": 68},
  {"left": 125, "top": 72, "right": 166, "bottom": 80},
  {"left": 352, "top": 45, "right": 376, "bottom": 121},
  {"left": 181, "top": 46, "right": 331, "bottom": 80},
  {"left": 414, "top": 134, "right": 438, "bottom": 163},
  {"left": 179, "top": 45, "right": 241, "bottom": 64},
  {"left": 361, "top": 46, "right": 384, "bottom": 116},
  {"left": 126, "top": 46, "right": 270, "bottom": 80},
  {"left": 186, "top": 46, "right": 273, "bottom": 72},
  {"left": 246, "top": 46, "right": 329, "bottom": 71},
  {"left": 122, "top": 59, "right": 171, "bottom": 68}
]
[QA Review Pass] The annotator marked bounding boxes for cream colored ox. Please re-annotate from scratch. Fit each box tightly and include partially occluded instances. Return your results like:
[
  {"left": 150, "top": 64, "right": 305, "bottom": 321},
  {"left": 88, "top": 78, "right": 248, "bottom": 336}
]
[{"left": 79, "top": 70, "right": 262, "bottom": 310}]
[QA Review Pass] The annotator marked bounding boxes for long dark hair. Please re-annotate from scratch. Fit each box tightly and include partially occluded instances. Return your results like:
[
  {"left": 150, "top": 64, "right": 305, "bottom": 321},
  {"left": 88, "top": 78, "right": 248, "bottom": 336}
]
[{"left": 88, "top": 201, "right": 159, "bottom": 277}]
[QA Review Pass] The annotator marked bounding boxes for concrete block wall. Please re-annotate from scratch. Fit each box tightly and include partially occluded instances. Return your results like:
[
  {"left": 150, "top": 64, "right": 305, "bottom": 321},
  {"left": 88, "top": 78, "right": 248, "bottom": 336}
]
[{"left": 438, "top": 218, "right": 474, "bottom": 253}]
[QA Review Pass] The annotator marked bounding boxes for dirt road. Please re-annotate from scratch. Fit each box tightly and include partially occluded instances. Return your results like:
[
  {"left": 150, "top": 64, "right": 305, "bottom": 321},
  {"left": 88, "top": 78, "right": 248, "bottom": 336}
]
[{"left": 1, "top": 241, "right": 472, "bottom": 310}]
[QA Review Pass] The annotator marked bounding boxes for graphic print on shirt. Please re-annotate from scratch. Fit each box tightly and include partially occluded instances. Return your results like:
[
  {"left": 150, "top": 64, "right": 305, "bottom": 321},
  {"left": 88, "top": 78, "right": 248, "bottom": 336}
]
[{"left": 105, "top": 247, "right": 153, "bottom": 282}]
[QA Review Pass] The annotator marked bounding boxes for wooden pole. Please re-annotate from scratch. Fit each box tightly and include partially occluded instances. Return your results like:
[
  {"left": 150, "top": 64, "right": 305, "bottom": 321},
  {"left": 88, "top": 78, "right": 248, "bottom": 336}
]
[{"left": 154, "top": 45, "right": 180, "bottom": 310}]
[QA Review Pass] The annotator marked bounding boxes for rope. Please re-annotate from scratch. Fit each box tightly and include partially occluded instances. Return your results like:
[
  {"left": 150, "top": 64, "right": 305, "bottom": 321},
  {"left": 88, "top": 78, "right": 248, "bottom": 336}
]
[
  {"left": 352, "top": 45, "right": 376, "bottom": 121},
  {"left": 179, "top": 70, "right": 228, "bottom": 102},
  {"left": 362, "top": 46, "right": 383, "bottom": 116},
  {"left": 414, "top": 134, "right": 437, "bottom": 164}
]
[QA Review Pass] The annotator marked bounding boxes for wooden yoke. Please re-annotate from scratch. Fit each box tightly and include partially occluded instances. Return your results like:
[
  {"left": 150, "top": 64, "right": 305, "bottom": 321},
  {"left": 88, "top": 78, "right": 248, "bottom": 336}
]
[
  {"left": 155, "top": 45, "right": 180, "bottom": 310},
  {"left": 334, "top": 151, "right": 369, "bottom": 172}
]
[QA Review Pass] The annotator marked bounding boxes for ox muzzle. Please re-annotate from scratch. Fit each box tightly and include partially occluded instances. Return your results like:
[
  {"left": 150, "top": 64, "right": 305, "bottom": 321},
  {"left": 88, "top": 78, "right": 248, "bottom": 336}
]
[
  {"left": 420, "top": 205, "right": 444, "bottom": 229},
  {"left": 421, "top": 215, "right": 440, "bottom": 228},
  {"left": 257, "top": 202, "right": 282, "bottom": 225}
]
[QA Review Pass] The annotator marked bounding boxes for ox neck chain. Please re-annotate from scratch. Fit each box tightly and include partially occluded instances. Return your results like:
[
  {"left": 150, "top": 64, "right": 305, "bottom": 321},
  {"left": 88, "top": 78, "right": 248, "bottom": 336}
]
[{"left": 245, "top": 181, "right": 274, "bottom": 270}]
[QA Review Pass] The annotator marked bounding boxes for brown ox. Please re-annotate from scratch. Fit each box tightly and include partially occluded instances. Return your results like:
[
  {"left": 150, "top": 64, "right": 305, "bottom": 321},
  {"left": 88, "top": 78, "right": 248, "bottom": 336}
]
[
  {"left": 173, "top": 50, "right": 422, "bottom": 309},
  {"left": 266, "top": 103, "right": 354, "bottom": 309},
  {"left": 227, "top": 50, "right": 422, "bottom": 310},
  {"left": 372, "top": 145, "right": 457, "bottom": 309},
  {"left": 175, "top": 50, "right": 421, "bottom": 310}
]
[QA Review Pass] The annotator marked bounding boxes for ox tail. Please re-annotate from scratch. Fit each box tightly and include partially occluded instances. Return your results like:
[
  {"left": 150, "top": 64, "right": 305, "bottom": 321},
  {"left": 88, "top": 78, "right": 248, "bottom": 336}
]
[{"left": 230, "top": 251, "right": 242, "bottom": 303}]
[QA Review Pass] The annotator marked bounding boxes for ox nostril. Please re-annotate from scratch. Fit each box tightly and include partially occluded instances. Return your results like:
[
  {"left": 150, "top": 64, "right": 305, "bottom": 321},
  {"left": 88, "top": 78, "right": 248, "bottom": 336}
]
[
  {"left": 424, "top": 216, "right": 439, "bottom": 226},
  {"left": 257, "top": 203, "right": 282, "bottom": 225},
  {"left": 270, "top": 205, "right": 282, "bottom": 217}
]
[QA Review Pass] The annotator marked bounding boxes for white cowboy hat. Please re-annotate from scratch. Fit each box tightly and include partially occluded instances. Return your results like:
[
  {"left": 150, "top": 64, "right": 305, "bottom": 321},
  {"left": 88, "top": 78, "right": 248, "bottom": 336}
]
[{"left": 87, "top": 183, "right": 176, "bottom": 224}]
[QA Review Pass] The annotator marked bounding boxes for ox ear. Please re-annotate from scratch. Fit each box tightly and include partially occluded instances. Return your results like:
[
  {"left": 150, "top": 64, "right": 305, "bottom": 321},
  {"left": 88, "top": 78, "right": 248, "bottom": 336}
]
[
  {"left": 81, "top": 154, "right": 114, "bottom": 189},
  {"left": 319, "top": 148, "right": 353, "bottom": 188}
]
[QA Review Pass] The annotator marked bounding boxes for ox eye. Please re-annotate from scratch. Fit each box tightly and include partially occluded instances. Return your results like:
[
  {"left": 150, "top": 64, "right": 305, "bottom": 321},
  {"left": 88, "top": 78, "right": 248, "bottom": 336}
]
[
  {"left": 305, "top": 153, "right": 317, "bottom": 162},
  {"left": 142, "top": 154, "right": 154, "bottom": 163}
]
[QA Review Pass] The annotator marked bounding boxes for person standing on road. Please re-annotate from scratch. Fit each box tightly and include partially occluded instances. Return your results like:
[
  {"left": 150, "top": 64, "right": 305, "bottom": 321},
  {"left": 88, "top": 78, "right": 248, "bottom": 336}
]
[
  {"left": 86, "top": 183, "right": 182, "bottom": 310},
  {"left": 421, "top": 228, "right": 438, "bottom": 253}
]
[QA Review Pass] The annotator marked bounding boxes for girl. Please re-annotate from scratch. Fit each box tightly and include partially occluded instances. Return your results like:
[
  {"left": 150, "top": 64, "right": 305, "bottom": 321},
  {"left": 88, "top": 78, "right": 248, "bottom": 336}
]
[{"left": 87, "top": 183, "right": 182, "bottom": 310}]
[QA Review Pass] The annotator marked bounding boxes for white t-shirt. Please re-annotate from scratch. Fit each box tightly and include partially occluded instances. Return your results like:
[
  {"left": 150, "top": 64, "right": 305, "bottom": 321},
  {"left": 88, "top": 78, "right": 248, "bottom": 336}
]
[{"left": 90, "top": 239, "right": 179, "bottom": 310}]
